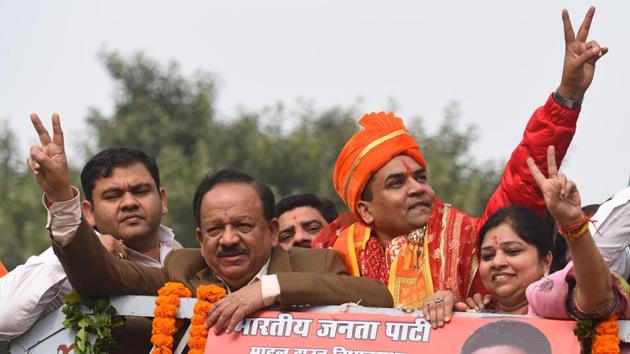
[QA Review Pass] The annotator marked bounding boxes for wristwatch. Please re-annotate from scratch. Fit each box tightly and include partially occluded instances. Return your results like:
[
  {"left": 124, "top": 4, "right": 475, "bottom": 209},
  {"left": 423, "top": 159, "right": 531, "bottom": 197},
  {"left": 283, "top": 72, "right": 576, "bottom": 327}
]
[{"left": 553, "top": 89, "right": 583, "bottom": 109}]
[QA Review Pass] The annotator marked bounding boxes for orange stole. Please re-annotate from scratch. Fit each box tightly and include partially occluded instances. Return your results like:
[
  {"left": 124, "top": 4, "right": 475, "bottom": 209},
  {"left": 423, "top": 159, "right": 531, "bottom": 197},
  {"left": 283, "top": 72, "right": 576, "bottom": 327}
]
[
  {"left": 387, "top": 232, "right": 435, "bottom": 308},
  {"left": 332, "top": 202, "right": 481, "bottom": 308}
]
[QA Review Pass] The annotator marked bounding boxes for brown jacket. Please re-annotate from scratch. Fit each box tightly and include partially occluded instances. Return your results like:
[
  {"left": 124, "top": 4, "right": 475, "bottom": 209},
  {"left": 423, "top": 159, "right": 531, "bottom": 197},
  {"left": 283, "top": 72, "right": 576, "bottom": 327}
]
[{"left": 52, "top": 218, "right": 393, "bottom": 309}]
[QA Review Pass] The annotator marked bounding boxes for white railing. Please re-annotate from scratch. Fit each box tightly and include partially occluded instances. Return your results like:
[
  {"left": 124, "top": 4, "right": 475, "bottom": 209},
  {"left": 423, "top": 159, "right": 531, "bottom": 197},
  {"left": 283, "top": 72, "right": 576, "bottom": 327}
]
[{"left": 8, "top": 296, "right": 630, "bottom": 353}]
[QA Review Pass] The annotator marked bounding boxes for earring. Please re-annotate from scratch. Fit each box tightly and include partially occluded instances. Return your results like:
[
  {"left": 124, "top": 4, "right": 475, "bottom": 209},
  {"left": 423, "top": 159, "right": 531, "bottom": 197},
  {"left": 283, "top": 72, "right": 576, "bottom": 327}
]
[{"left": 544, "top": 271, "right": 549, "bottom": 277}]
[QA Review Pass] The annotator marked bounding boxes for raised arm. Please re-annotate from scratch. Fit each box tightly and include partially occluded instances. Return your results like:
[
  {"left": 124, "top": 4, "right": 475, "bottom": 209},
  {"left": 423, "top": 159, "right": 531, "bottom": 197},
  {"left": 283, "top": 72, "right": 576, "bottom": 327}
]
[
  {"left": 528, "top": 146, "right": 611, "bottom": 314},
  {"left": 481, "top": 7, "right": 607, "bottom": 222},
  {"left": 28, "top": 113, "right": 74, "bottom": 203},
  {"left": 52, "top": 217, "right": 168, "bottom": 296},
  {"left": 28, "top": 114, "right": 166, "bottom": 296},
  {"left": 558, "top": 7, "right": 608, "bottom": 101}
]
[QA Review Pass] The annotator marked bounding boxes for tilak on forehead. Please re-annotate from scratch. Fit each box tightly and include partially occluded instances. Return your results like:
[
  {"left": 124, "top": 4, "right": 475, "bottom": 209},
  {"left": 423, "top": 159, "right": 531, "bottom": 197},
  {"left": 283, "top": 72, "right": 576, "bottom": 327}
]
[
  {"left": 492, "top": 234, "right": 501, "bottom": 247},
  {"left": 333, "top": 112, "right": 427, "bottom": 217},
  {"left": 402, "top": 160, "right": 414, "bottom": 174}
]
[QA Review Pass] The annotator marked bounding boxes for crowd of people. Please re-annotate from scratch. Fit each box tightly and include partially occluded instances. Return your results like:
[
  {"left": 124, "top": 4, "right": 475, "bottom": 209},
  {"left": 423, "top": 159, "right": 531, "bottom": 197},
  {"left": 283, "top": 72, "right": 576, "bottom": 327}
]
[{"left": 1, "top": 6, "right": 629, "bottom": 354}]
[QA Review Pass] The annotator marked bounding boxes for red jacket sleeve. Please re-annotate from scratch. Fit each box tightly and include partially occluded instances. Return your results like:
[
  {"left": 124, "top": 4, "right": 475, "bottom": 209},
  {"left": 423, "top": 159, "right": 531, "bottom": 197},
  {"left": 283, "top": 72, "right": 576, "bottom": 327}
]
[{"left": 480, "top": 93, "right": 580, "bottom": 225}]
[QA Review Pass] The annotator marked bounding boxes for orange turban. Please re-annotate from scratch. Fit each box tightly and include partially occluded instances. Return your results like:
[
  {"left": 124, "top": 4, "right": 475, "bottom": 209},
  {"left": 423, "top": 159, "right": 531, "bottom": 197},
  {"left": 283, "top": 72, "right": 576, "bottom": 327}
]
[{"left": 333, "top": 112, "right": 426, "bottom": 217}]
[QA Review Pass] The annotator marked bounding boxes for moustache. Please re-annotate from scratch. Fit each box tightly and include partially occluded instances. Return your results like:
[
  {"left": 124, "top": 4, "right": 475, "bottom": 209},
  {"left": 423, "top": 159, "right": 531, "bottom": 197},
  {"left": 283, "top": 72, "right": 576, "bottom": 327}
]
[
  {"left": 216, "top": 246, "right": 250, "bottom": 257},
  {"left": 293, "top": 241, "right": 312, "bottom": 249}
]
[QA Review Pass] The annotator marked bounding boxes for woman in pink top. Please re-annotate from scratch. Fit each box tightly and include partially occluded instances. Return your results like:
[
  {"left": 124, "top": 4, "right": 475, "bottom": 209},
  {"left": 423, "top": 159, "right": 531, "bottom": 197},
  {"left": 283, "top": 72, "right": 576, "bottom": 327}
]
[{"left": 461, "top": 146, "right": 629, "bottom": 320}]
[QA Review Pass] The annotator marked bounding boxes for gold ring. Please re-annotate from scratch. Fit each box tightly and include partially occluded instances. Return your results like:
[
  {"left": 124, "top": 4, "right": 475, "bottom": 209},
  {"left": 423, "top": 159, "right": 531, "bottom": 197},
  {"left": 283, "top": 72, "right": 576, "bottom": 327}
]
[{"left": 434, "top": 297, "right": 443, "bottom": 304}]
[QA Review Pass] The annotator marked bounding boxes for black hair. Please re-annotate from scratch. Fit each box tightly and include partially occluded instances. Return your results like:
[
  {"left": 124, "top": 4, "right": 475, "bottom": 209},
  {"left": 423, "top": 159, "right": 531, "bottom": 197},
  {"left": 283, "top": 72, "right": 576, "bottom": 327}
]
[
  {"left": 80, "top": 147, "right": 161, "bottom": 202},
  {"left": 544, "top": 210, "right": 568, "bottom": 273},
  {"left": 274, "top": 193, "right": 338, "bottom": 223},
  {"left": 360, "top": 175, "right": 375, "bottom": 201},
  {"left": 192, "top": 169, "right": 275, "bottom": 226},
  {"left": 478, "top": 205, "right": 553, "bottom": 260},
  {"left": 460, "top": 320, "right": 551, "bottom": 354}
]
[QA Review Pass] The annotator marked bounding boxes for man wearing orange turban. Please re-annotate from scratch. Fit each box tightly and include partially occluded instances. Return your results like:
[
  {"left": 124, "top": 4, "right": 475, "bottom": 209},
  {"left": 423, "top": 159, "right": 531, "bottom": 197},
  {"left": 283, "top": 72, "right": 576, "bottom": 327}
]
[{"left": 313, "top": 7, "right": 608, "bottom": 329}]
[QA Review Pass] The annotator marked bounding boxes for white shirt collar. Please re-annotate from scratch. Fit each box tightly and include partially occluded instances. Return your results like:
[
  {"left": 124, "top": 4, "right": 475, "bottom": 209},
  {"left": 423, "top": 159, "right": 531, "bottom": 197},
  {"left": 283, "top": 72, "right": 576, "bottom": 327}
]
[
  {"left": 223, "top": 257, "right": 271, "bottom": 293},
  {"left": 124, "top": 224, "right": 176, "bottom": 267}
]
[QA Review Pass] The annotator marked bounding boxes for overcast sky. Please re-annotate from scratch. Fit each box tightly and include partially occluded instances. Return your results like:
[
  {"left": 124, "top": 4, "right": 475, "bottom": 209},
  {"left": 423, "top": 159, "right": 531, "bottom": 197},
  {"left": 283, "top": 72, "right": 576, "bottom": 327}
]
[{"left": 1, "top": 0, "right": 628, "bottom": 204}]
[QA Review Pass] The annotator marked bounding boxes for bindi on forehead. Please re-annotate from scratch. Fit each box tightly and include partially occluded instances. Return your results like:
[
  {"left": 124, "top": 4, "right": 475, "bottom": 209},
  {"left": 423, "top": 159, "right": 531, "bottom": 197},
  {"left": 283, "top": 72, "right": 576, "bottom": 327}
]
[{"left": 492, "top": 234, "right": 501, "bottom": 246}]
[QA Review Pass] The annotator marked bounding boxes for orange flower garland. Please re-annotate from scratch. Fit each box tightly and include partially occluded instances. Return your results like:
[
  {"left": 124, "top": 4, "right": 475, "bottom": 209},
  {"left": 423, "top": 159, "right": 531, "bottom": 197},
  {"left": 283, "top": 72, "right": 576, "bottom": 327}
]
[
  {"left": 188, "top": 284, "right": 227, "bottom": 354},
  {"left": 151, "top": 282, "right": 226, "bottom": 354},
  {"left": 152, "top": 282, "right": 192, "bottom": 354},
  {"left": 592, "top": 314, "right": 620, "bottom": 354}
]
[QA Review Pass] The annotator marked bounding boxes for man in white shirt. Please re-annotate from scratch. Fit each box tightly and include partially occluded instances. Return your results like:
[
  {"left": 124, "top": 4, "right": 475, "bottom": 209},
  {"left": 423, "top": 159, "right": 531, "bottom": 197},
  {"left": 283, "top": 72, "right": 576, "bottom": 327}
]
[
  {"left": 0, "top": 117, "right": 181, "bottom": 340},
  {"left": 591, "top": 186, "right": 630, "bottom": 279}
]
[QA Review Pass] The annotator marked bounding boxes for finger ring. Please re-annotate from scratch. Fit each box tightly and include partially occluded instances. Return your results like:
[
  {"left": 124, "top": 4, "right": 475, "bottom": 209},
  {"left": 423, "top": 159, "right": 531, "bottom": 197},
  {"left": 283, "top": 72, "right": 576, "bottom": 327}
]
[
  {"left": 434, "top": 297, "right": 443, "bottom": 304},
  {"left": 117, "top": 252, "right": 124, "bottom": 259}
]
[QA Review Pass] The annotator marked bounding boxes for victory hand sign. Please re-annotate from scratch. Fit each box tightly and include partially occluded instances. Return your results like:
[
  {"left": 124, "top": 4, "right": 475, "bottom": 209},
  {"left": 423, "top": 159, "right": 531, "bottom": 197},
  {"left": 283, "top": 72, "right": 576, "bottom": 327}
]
[
  {"left": 27, "top": 113, "right": 74, "bottom": 203},
  {"left": 558, "top": 6, "right": 608, "bottom": 100},
  {"left": 527, "top": 146, "right": 583, "bottom": 227}
]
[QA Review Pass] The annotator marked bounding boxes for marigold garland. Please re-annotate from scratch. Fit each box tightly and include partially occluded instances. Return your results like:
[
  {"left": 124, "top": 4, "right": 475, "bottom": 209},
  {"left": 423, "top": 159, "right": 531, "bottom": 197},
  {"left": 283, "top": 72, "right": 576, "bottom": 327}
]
[
  {"left": 592, "top": 315, "right": 620, "bottom": 354},
  {"left": 575, "top": 314, "right": 621, "bottom": 354},
  {"left": 187, "top": 284, "right": 227, "bottom": 354},
  {"left": 151, "top": 282, "right": 226, "bottom": 353},
  {"left": 151, "top": 282, "right": 192, "bottom": 353}
]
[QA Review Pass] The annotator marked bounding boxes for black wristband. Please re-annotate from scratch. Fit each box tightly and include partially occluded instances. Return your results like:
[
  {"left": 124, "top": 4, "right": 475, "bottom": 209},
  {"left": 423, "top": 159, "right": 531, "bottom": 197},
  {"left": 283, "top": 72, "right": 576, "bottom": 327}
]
[{"left": 553, "top": 90, "right": 583, "bottom": 109}]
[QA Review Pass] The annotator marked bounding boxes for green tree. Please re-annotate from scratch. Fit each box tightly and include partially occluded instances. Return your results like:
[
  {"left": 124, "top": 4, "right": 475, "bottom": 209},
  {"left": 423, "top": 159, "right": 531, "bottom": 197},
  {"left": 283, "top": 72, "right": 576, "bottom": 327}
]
[
  {"left": 0, "top": 121, "right": 50, "bottom": 269},
  {"left": 218, "top": 104, "right": 360, "bottom": 203},
  {"left": 84, "top": 51, "right": 219, "bottom": 246},
  {"left": 1, "top": 52, "right": 504, "bottom": 266},
  {"left": 83, "top": 50, "right": 502, "bottom": 247},
  {"left": 407, "top": 103, "right": 502, "bottom": 216}
]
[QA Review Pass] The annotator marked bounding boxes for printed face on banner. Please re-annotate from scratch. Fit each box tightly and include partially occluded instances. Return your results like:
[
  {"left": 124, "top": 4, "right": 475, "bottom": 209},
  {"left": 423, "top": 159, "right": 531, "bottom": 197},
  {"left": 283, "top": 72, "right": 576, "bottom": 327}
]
[
  {"left": 470, "top": 345, "right": 526, "bottom": 354},
  {"left": 479, "top": 223, "right": 548, "bottom": 306}
]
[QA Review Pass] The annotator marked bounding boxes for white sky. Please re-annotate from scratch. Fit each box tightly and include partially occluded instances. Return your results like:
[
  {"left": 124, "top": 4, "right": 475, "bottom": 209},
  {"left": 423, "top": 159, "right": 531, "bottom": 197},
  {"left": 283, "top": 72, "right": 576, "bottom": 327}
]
[{"left": 1, "top": 0, "right": 628, "bottom": 204}]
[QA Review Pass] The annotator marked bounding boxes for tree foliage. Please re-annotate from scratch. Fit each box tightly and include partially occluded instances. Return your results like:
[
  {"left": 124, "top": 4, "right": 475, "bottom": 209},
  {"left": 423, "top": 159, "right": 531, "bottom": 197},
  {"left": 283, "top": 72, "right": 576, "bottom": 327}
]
[
  {"left": 0, "top": 121, "right": 82, "bottom": 269},
  {"left": 0, "top": 50, "right": 503, "bottom": 265},
  {"left": 410, "top": 103, "right": 502, "bottom": 216}
]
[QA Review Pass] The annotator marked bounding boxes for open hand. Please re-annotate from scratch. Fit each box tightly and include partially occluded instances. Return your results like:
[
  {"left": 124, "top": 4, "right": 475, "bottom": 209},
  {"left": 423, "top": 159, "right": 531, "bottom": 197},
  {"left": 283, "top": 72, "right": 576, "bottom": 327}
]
[{"left": 27, "top": 113, "right": 74, "bottom": 202}]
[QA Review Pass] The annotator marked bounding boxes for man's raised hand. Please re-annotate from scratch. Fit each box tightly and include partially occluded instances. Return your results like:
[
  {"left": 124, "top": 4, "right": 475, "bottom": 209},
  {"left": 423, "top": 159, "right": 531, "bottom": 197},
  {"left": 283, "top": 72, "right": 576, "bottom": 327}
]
[
  {"left": 558, "top": 6, "right": 608, "bottom": 100},
  {"left": 28, "top": 113, "right": 74, "bottom": 202}
]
